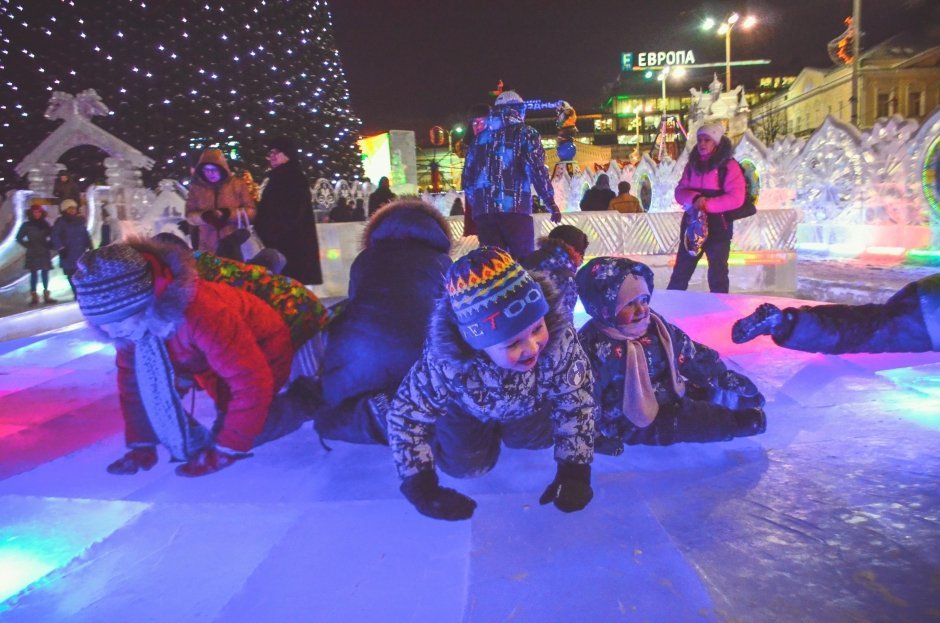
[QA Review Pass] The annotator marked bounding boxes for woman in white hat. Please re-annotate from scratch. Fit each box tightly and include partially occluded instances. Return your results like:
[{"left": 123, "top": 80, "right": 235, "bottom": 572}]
[{"left": 666, "top": 121, "right": 746, "bottom": 293}]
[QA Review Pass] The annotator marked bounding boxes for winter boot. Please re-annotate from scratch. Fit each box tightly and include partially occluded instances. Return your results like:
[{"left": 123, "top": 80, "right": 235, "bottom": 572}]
[
  {"left": 732, "top": 303, "right": 784, "bottom": 344},
  {"left": 43, "top": 290, "right": 58, "bottom": 304},
  {"left": 733, "top": 408, "right": 767, "bottom": 437},
  {"left": 106, "top": 446, "right": 158, "bottom": 475},
  {"left": 28, "top": 291, "right": 40, "bottom": 306}
]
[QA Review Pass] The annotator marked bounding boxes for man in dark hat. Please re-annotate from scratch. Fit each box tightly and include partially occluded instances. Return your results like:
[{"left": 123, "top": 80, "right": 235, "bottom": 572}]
[{"left": 253, "top": 136, "right": 322, "bottom": 284}]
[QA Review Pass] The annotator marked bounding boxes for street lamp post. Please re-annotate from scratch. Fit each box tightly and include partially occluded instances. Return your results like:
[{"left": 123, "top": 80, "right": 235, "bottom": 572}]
[
  {"left": 703, "top": 13, "right": 756, "bottom": 90},
  {"left": 658, "top": 65, "right": 671, "bottom": 115}
]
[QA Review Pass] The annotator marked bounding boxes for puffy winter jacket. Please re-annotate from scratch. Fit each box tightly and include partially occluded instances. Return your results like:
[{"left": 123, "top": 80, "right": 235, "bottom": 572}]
[
  {"left": 461, "top": 105, "right": 556, "bottom": 218},
  {"left": 185, "top": 148, "right": 256, "bottom": 253},
  {"left": 387, "top": 274, "right": 595, "bottom": 479},
  {"left": 674, "top": 137, "right": 746, "bottom": 216},
  {"left": 320, "top": 200, "right": 452, "bottom": 407},
  {"left": 112, "top": 239, "right": 294, "bottom": 452}
]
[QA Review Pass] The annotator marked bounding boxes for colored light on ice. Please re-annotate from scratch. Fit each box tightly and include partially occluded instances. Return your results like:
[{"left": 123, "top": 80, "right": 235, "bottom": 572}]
[
  {"left": 0, "top": 497, "right": 151, "bottom": 610},
  {"left": 0, "top": 548, "right": 58, "bottom": 604}
]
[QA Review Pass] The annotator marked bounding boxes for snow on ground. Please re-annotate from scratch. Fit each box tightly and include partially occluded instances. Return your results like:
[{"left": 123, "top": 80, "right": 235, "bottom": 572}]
[{"left": 0, "top": 290, "right": 937, "bottom": 622}]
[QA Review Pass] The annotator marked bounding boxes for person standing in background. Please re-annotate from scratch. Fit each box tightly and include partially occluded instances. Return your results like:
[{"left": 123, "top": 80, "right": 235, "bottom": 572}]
[
  {"left": 16, "top": 204, "right": 56, "bottom": 305},
  {"left": 367, "top": 176, "right": 396, "bottom": 217},
  {"left": 184, "top": 148, "right": 256, "bottom": 254},
  {"left": 254, "top": 136, "right": 322, "bottom": 285},
  {"left": 579, "top": 174, "right": 615, "bottom": 211},
  {"left": 608, "top": 181, "right": 642, "bottom": 213},
  {"left": 461, "top": 91, "right": 561, "bottom": 259},
  {"left": 666, "top": 122, "right": 745, "bottom": 294},
  {"left": 51, "top": 199, "right": 93, "bottom": 298}
]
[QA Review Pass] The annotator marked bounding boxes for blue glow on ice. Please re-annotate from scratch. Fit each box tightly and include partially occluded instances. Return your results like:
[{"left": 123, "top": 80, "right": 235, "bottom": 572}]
[
  {"left": 876, "top": 364, "right": 940, "bottom": 428},
  {"left": 0, "top": 497, "right": 150, "bottom": 609}
]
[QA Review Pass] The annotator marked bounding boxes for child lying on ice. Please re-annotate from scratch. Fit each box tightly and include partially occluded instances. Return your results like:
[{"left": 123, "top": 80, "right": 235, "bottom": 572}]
[{"left": 575, "top": 256, "right": 765, "bottom": 454}]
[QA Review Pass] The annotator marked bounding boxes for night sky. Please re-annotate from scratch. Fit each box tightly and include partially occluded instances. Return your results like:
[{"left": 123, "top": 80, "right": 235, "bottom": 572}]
[{"left": 330, "top": 0, "right": 934, "bottom": 141}]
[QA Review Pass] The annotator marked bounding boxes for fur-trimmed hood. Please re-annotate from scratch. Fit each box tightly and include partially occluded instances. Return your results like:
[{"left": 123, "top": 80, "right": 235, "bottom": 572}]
[
  {"left": 361, "top": 199, "right": 452, "bottom": 253},
  {"left": 689, "top": 135, "right": 734, "bottom": 173},
  {"left": 192, "top": 148, "right": 232, "bottom": 185},
  {"left": 426, "top": 271, "right": 567, "bottom": 367}
]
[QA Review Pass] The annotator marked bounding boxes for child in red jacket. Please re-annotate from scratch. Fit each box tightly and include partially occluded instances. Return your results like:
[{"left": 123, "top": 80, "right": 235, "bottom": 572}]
[{"left": 73, "top": 239, "right": 313, "bottom": 477}]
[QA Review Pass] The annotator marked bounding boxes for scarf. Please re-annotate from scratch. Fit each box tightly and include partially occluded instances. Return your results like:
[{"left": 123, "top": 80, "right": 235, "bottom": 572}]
[
  {"left": 591, "top": 314, "right": 686, "bottom": 428},
  {"left": 134, "top": 331, "right": 200, "bottom": 460}
]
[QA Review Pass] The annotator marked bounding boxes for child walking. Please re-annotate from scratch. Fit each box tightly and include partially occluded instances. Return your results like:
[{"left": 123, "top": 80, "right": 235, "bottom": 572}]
[
  {"left": 16, "top": 204, "right": 56, "bottom": 306},
  {"left": 576, "top": 257, "right": 765, "bottom": 455},
  {"left": 385, "top": 247, "right": 595, "bottom": 520}
]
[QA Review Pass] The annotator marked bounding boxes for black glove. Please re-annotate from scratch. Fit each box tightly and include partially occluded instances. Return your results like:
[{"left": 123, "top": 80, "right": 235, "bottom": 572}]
[
  {"left": 732, "top": 303, "right": 784, "bottom": 344},
  {"left": 175, "top": 445, "right": 252, "bottom": 477},
  {"left": 549, "top": 204, "right": 562, "bottom": 223},
  {"left": 201, "top": 210, "right": 225, "bottom": 230},
  {"left": 539, "top": 462, "right": 593, "bottom": 512},
  {"left": 400, "top": 470, "right": 477, "bottom": 521},
  {"left": 217, "top": 207, "right": 231, "bottom": 222},
  {"left": 176, "top": 220, "right": 192, "bottom": 236}
]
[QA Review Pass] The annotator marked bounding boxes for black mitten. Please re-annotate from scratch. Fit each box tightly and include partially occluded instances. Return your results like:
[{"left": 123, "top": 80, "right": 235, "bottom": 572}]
[
  {"left": 400, "top": 470, "right": 477, "bottom": 521},
  {"left": 217, "top": 207, "right": 231, "bottom": 223},
  {"left": 201, "top": 210, "right": 224, "bottom": 229},
  {"left": 175, "top": 445, "right": 252, "bottom": 477},
  {"left": 733, "top": 408, "right": 767, "bottom": 437},
  {"left": 539, "top": 462, "right": 593, "bottom": 512},
  {"left": 176, "top": 220, "right": 192, "bottom": 236},
  {"left": 732, "top": 303, "right": 784, "bottom": 344}
]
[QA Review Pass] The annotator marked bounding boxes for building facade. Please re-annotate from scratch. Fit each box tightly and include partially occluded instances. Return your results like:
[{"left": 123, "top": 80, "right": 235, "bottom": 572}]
[{"left": 750, "top": 32, "right": 940, "bottom": 141}]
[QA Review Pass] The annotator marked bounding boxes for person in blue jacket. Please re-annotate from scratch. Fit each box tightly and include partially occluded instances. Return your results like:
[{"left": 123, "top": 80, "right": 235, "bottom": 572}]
[
  {"left": 51, "top": 199, "right": 93, "bottom": 298},
  {"left": 732, "top": 273, "right": 940, "bottom": 353},
  {"left": 460, "top": 90, "right": 561, "bottom": 259},
  {"left": 306, "top": 199, "right": 454, "bottom": 444}
]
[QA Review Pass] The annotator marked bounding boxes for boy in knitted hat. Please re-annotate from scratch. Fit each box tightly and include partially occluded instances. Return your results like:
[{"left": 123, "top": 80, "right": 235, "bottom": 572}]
[
  {"left": 386, "top": 246, "right": 595, "bottom": 521},
  {"left": 576, "top": 257, "right": 766, "bottom": 455},
  {"left": 522, "top": 224, "right": 589, "bottom": 322},
  {"left": 73, "top": 238, "right": 317, "bottom": 477}
]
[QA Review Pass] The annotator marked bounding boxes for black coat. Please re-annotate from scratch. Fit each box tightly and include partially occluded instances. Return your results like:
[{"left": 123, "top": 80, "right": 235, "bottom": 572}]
[
  {"left": 16, "top": 218, "right": 54, "bottom": 271},
  {"left": 320, "top": 200, "right": 452, "bottom": 407},
  {"left": 254, "top": 160, "right": 322, "bottom": 285},
  {"left": 367, "top": 187, "right": 396, "bottom": 216},
  {"left": 580, "top": 186, "right": 615, "bottom": 211}
]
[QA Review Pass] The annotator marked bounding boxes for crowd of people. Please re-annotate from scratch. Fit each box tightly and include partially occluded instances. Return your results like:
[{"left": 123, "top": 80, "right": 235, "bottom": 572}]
[{"left": 17, "top": 92, "right": 938, "bottom": 522}]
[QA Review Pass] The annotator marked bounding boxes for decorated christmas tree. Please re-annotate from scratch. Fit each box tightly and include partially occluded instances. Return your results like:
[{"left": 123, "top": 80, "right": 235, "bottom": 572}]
[{"left": 0, "top": 0, "right": 363, "bottom": 193}]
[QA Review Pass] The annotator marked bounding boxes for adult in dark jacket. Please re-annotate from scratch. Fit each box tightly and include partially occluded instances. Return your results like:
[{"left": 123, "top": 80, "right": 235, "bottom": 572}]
[
  {"left": 254, "top": 136, "right": 322, "bottom": 285},
  {"left": 461, "top": 90, "right": 561, "bottom": 259},
  {"left": 666, "top": 122, "right": 746, "bottom": 293},
  {"left": 16, "top": 204, "right": 56, "bottom": 305},
  {"left": 367, "top": 177, "right": 396, "bottom": 216},
  {"left": 732, "top": 273, "right": 940, "bottom": 353},
  {"left": 310, "top": 199, "right": 453, "bottom": 444},
  {"left": 579, "top": 174, "right": 616, "bottom": 211},
  {"left": 52, "top": 170, "right": 82, "bottom": 206},
  {"left": 51, "top": 199, "right": 93, "bottom": 297}
]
